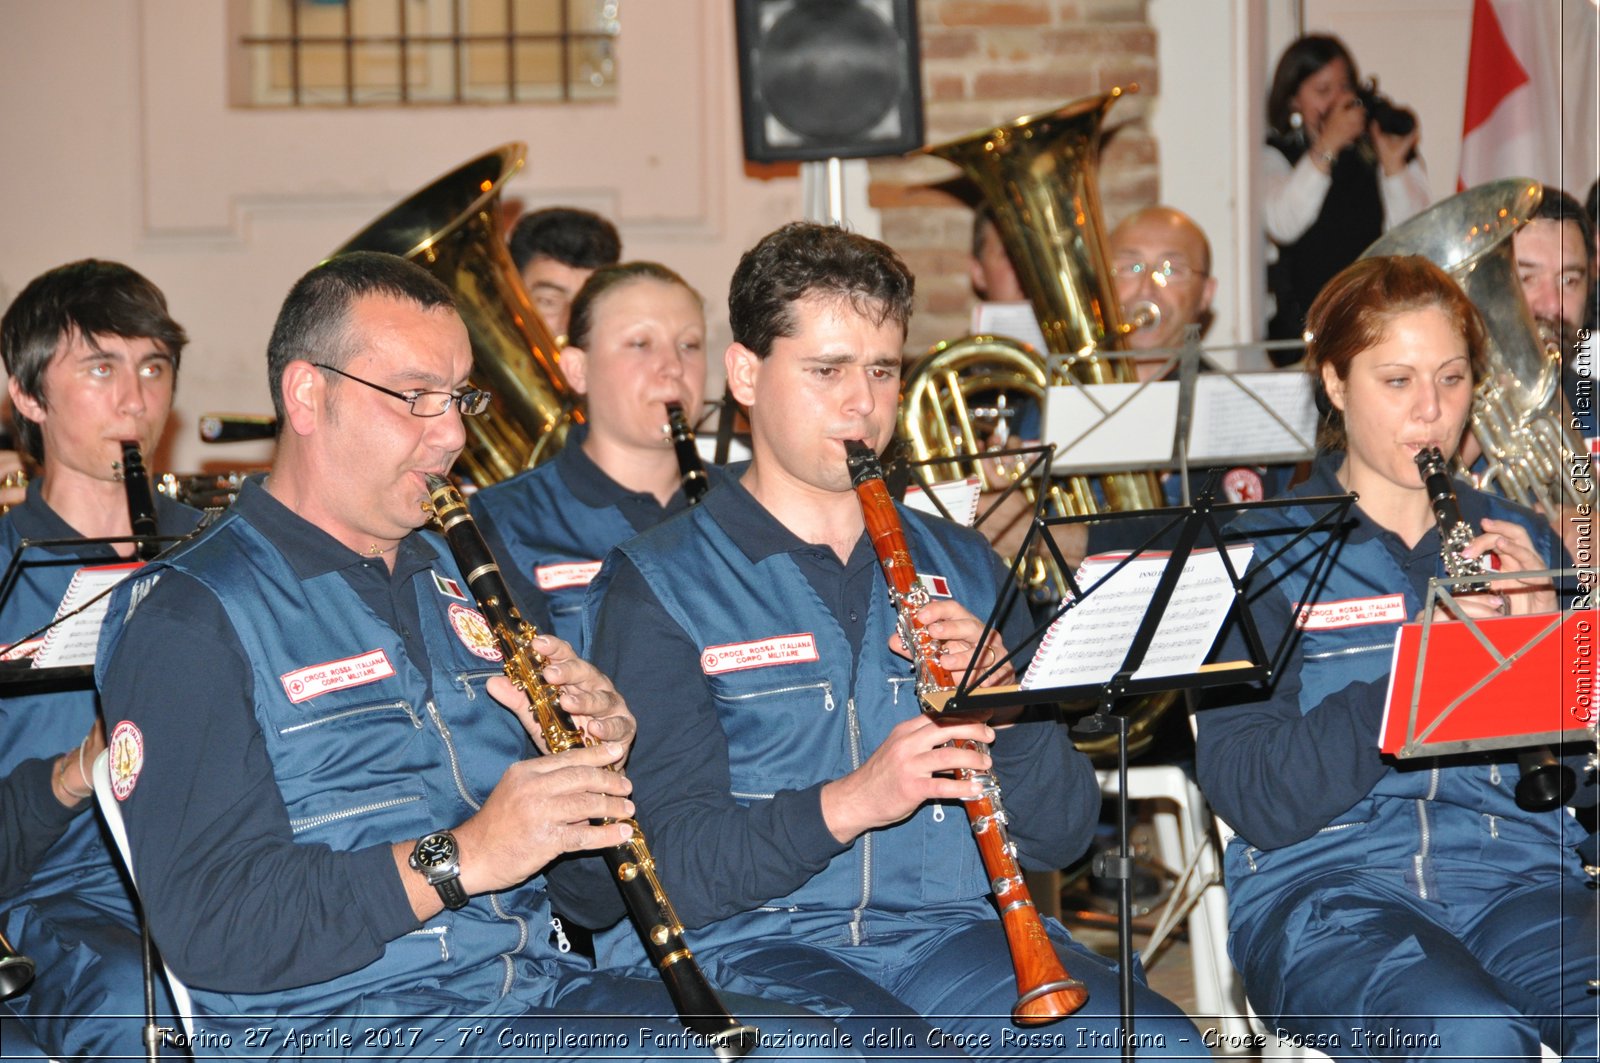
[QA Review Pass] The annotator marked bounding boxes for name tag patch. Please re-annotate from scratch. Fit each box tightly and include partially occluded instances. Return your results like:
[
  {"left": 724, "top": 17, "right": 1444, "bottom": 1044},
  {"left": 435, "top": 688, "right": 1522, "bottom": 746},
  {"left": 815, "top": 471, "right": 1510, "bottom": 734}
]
[
  {"left": 449, "top": 603, "right": 503, "bottom": 662},
  {"left": 702, "top": 633, "right": 819, "bottom": 675},
  {"left": 1295, "top": 593, "right": 1407, "bottom": 630},
  {"left": 280, "top": 649, "right": 397, "bottom": 704},
  {"left": 535, "top": 561, "right": 602, "bottom": 591}
]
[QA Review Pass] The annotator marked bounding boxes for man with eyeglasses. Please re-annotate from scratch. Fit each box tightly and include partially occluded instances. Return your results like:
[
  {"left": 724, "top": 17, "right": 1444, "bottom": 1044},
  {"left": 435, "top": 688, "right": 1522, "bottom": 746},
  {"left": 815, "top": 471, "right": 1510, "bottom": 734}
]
[
  {"left": 1107, "top": 205, "right": 1218, "bottom": 376},
  {"left": 93, "top": 252, "right": 849, "bottom": 1056}
]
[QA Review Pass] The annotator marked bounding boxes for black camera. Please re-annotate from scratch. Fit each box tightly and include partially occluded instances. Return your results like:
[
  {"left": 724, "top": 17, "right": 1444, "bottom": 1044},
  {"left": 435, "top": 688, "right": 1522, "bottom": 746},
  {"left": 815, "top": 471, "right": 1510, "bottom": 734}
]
[{"left": 1357, "top": 78, "right": 1417, "bottom": 138}]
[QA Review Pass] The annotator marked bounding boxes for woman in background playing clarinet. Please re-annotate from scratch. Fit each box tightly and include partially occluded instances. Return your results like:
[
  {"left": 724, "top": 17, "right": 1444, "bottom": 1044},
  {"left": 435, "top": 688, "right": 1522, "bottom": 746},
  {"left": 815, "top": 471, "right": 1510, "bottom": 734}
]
[
  {"left": 1196, "top": 255, "right": 1596, "bottom": 1060},
  {"left": 471, "top": 261, "right": 724, "bottom": 656}
]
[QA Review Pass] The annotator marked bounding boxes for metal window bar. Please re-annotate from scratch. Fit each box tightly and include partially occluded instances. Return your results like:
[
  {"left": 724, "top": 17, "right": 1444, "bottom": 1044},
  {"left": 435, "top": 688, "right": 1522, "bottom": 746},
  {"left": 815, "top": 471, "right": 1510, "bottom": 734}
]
[{"left": 239, "top": 0, "right": 612, "bottom": 106}]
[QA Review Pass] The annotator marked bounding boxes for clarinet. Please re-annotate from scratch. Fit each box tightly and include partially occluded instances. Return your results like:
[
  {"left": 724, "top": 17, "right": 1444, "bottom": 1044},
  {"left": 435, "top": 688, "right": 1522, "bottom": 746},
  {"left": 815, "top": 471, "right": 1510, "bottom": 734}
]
[
  {"left": 843, "top": 440, "right": 1088, "bottom": 1025},
  {"left": 424, "top": 476, "right": 758, "bottom": 1060},
  {"left": 1414, "top": 447, "right": 1575, "bottom": 812},
  {"left": 0, "top": 927, "right": 34, "bottom": 1000},
  {"left": 118, "top": 441, "right": 161, "bottom": 561},
  {"left": 664, "top": 402, "right": 710, "bottom": 506}
]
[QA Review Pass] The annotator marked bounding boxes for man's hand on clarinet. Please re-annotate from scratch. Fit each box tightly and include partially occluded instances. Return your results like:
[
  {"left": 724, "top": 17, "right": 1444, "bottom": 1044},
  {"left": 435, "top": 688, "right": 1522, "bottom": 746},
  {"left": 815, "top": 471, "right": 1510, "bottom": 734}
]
[
  {"left": 889, "top": 599, "right": 1016, "bottom": 687},
  {"left": 819, "top": 714, "right": 996, "bottom": 844},
  {"left": 486, "top": 632, "right": 638, "bottom": 756}
]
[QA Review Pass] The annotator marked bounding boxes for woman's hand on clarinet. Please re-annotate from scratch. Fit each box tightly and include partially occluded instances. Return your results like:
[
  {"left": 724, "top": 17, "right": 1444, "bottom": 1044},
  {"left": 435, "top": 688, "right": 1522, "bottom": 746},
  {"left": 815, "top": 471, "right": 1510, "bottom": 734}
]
[
  {"left": 890, "top": 599, "right": 1016, "bottom": 688},
  {"left": 1471, "top": 518, "right": 1557, "bottom": 616},
  {"left": 486, "top": 633, "right": 638, "bottom": 756},
  {"left": 820, "top": 714, "right": 996, "bottom": 843}
]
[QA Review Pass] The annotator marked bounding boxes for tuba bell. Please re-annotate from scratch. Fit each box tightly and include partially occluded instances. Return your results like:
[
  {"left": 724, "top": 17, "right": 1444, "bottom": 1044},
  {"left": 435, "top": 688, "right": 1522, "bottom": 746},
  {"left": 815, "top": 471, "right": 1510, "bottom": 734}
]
[
  {"left": 902, "top": 88, "right": 1172, "bottom": 760},
  {"left": 332, "top": 144, "right": 577, "bottom": 486},
  {"left": 1362, "top": 179, "right": 1594, "bottom": 517}
]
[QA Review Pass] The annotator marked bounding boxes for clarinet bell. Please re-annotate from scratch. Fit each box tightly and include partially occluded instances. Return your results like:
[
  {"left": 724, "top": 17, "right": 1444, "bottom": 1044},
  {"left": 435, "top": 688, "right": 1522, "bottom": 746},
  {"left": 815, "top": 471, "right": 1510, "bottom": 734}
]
[{"left": 1514, "top": 748, "right": 1577, "bottom": 813}]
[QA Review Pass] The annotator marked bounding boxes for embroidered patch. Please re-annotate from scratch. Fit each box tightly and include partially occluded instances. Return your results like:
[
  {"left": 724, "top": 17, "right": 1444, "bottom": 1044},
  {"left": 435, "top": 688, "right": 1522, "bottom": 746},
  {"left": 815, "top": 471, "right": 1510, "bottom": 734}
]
[
  {"left": 432, "top": 571, "right": 467, "bottom": 601},
  {"left": 109, "top": 720, "right": 144, "bottom": 801},
  {"left": 535, "top": 561, "right": 602, "bottom": 591},
  {"left": 701, "top": 633, "right": 819, "bottom": 675},
  {"left": 279, "top": 649, "right": 397, "bottom": 704},
  {"left": 920, "top": 574, "right": 953, "bottom": 598},
  {"left": 1294, "top": 593, "right": 1408, "bottom": 630},
  {"left": 1222, "top": 467, "right": 1264, "bottom": 504},
  {"left": 449, "top": 603, "right": 503, "bottom": 662}
]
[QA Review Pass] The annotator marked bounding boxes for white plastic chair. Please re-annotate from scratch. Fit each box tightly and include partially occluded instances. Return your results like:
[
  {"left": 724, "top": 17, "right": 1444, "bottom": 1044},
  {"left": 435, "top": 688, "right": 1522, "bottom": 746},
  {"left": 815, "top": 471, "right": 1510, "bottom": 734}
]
[{"left": 90, "top": 751, "right": 196, "bottom": 1042}]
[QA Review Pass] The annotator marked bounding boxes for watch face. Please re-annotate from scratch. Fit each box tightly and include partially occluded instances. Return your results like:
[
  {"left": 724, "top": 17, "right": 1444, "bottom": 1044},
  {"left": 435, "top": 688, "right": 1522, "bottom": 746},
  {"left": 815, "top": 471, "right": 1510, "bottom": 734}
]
[{"left": 416, "top": 833, "right": 455, "bottom": 870}]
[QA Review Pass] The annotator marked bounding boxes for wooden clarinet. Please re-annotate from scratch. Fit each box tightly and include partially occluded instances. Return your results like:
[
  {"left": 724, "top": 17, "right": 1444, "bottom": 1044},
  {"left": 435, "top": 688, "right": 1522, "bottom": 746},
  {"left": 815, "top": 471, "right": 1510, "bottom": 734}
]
[
  {"left": 843, "top": 440, "right": 1088, "bottom": 1025},
  {"left": 425, "top": 475, "right": 758, "bottom": 1060},
  {"left": 664, "top": 402, "right": 710, "bottom": 506}
]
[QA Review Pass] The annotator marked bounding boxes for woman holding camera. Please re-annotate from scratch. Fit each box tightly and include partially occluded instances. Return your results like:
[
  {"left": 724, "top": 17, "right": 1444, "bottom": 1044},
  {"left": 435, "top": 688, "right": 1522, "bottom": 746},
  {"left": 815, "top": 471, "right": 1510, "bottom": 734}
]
[{"left": 1263, "top": 34, "right": 1430, "bottom": 351}]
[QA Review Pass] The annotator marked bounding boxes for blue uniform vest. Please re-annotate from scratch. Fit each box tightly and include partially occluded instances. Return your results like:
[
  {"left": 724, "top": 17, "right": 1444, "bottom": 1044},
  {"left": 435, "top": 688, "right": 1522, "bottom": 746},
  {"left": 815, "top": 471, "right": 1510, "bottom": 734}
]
[
  {"left": 470, "top": 459, "right": 640, "bottom": 651},
  {"left": 1221, "top": 479, "right": 1581, "bottom": 938},
  {"left": 591, "top": 502, "right": 1000, "bottom": 953},
  {"left": 98, "top": 509, "right": 573, "bottom": 1023},
  {"left": 0, "top": 494, "right": 199, "bottom": 904}
]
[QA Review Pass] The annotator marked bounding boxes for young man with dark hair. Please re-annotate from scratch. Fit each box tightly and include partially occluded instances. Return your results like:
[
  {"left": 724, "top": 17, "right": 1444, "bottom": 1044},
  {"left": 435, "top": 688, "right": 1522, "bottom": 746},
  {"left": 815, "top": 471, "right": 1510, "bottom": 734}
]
[
  {"left": 507, "top": 206, "right": 622, "bottom": 339},
  {"left": 587, "top": 222, "right": 1198, "bottom": 1058},
  {"left": 0, "top": 258, "right": 200, "bottom": 1057},
  {"left": 95, "top": 250, "right": 848, "bottom": 1057}
]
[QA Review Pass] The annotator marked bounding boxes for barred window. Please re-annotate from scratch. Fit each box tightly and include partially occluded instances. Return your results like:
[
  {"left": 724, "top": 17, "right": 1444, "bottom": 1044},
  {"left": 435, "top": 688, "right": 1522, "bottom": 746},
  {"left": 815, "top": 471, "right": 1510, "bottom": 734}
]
[{"left": 233, "top": 0, "right": 619, "bottom": 107}]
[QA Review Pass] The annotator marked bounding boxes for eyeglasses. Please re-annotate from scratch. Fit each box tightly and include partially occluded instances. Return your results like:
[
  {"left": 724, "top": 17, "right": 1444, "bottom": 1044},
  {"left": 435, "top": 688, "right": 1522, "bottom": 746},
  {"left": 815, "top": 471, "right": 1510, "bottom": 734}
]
[
  {"left": 1109, "top": 259, "right": 1203, "bottom": 286},
  {"left": 311, "top": 363, "right": 492, "bottom": 418}
]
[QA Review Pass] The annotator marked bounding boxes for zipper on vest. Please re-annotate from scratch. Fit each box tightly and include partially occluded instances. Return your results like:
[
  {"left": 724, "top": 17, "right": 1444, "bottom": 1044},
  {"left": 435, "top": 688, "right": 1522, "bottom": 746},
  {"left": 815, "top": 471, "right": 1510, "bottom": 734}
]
[
  {"left": 888, "top": 676, "right": 914, "bottom": 707},
  {"left": 730, "top": 790, "right": 776, "bottom": 800},
  {"left": 489, "top": 893, "right": 529, "bottom": 994},
  {"left": 1304, "top": 642, "right": 1391, "bottom": 662},
  {"left": 289, "top": 793, "right": 424, "bottom": 834},
  {"left": 426, "top": 699, "right": 481, "bottom": 812},
  {"left": 845, "top": 695, "right": 870, "bottom": 945},
  {"left": 451, "top": 669, "right": 502, "bottom": 702},
  {"left": 405, "top": 925, "right": 449, "bottom": 962},
  {"left": 1413, "top": 797, "right": 1433, "bottom": 901},
  {"left": 719, "top": 680, "right": 834, "bottom": 711},
  {"left": 279, "top": 699, "right": 419, "bottom": 735}
]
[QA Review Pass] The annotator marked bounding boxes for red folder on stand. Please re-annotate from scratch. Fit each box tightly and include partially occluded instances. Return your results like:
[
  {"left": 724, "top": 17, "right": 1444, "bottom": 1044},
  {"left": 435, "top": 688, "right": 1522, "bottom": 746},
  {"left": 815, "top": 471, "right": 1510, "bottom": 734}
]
[{"left": 1380, "top": 609, "right": 1596, "bottom": 758}]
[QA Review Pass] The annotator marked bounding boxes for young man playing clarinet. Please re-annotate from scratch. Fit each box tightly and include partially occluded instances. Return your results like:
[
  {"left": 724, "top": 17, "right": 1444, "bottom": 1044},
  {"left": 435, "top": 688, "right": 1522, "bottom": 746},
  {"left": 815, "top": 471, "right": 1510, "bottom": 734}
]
[
  {"left": 0, "top": 259, "right": 202, "bottom": 1057},
  {"left": 472, "top": 262, "right": 725, "bottom": 653},
  {"left": 586, "top": 222, "right": 1198, "bottom": 1058}
]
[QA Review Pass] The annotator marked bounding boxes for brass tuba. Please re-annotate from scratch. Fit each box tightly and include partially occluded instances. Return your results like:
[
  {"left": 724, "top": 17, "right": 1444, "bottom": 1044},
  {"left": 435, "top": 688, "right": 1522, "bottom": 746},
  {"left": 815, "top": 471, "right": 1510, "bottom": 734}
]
[
  {"left": 902, "top": 88, "right": 1171, "bottom": 759},
  {"left": 1362, "top": 179, "right": 1593, "bottom": 516},
  {"left": 332, "top": 144, "right": 577, "bottom": 486}
]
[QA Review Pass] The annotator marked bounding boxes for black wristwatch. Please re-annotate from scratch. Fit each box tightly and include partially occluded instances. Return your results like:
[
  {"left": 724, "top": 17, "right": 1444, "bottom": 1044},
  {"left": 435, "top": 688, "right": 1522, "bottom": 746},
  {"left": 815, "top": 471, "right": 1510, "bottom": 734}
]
[{"left": 409, "top": 830, "right": 468, "bottom": 910}]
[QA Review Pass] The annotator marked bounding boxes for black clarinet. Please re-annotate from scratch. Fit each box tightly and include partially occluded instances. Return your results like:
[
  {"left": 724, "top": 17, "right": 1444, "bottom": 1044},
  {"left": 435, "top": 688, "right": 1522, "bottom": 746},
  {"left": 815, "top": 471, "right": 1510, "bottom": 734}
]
[
  {"left": 119, "top": 441, "right": 161, "bottom": 561},
  {"left": 424, "top": 476, "right": 757, "bottom": 1060},
  {"left": 665, "top": 402, "right": 710, "bottom": 506},
  {"left": 1414, "top": 447, "right": 1574, "bottom": 812}
]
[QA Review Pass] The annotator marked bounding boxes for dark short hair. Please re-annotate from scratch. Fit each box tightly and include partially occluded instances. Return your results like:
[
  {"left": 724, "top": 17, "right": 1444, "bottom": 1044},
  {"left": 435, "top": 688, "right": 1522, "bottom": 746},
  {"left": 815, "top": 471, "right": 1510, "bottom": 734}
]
[
  {"left": 1304, "top": 255, "right": 1487, "bottom": 452},
  {"left": 266, "top": 251, "right": 457, "bottom": 424},
  {"left": 1, "top": 259, "right": 187, "bottom": 461},
  {"left": 507, "top": 208, "right": 622, "bottom": 273},
  {"left": 1267, "top": 34, "right": 1359, "bottom": 137},
  {"left": 1530, "top": 185, "right": 1596, "bottom": 270},
  {"left": 971, "top": 203, "right": 999, "bottom": 259},
  {"left": 728, "top": 222, "right": 915, "bottom": 358},
  {"left": 567, "top": 261, "right": 703, "bottom": 353}
]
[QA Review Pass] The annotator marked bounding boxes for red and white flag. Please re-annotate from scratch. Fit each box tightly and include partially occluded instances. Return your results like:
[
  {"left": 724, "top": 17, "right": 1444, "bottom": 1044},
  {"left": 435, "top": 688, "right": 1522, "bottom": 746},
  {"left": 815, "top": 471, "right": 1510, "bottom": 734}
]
[{"left": 1458, "top": 0, "right": 1597, "bottom": 197}]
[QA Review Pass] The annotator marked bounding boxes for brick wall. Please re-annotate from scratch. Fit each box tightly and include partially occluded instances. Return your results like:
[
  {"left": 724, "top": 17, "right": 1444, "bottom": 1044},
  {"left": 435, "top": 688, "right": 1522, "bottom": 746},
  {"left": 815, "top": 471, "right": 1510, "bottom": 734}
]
[{"left": 869, "top": 0, "right": 1160, "bottom": 353}]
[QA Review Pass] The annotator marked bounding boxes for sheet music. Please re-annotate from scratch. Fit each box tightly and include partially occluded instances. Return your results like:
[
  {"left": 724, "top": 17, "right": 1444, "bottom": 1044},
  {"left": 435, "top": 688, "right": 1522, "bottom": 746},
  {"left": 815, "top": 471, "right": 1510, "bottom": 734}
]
[
  {"left": 1045, "top": 381, "right": 1180, "bottom": 469},
  {"left": 970, "top": 301, "right": 1046, "bottom": 353},
  {"left": 1022, "top": 544, "right": 1253, "bottom": 690},
  {"left": 1187, "top": 373, "right": 1318, "bottom": 462},
  {"left": 31, "top": 562, "right": 143, "bottom": 668},
  {"left": 903, "top": 477, "right": 982, "bottom": 527}
]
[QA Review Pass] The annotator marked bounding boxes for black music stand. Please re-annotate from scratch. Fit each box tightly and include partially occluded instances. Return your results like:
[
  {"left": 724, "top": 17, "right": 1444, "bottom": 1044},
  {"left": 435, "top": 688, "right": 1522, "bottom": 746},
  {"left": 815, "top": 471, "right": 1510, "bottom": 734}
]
[{"left": 934, "top": 479, "right": 1356, "bottom": 1060}]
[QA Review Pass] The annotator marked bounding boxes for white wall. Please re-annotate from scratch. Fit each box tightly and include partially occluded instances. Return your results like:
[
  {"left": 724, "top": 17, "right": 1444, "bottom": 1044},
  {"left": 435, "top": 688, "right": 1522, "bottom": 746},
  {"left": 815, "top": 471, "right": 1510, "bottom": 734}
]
[{"left": 0, "top": 0, "right": 803, "bottom": 473}]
